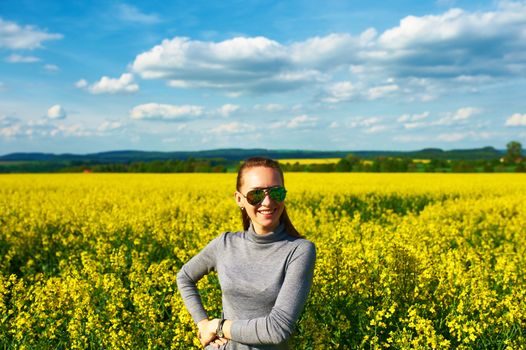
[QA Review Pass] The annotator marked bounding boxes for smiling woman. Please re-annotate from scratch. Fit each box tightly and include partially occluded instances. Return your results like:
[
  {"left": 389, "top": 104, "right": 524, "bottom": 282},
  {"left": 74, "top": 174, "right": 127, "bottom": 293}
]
[{"left": 176, "top": 157, "right": 316, "bottom": 349}]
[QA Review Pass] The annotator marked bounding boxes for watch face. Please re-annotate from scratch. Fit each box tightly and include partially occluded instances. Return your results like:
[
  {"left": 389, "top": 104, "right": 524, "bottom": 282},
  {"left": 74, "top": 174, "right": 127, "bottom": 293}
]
[{"left": 217, "top": 330, "right": 224, "bottom": 338}]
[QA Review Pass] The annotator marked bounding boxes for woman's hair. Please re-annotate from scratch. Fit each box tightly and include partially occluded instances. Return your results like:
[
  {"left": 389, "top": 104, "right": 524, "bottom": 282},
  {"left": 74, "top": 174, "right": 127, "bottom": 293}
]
[{"left": 236, "top": 157, "right": 302, "bottom": 238}]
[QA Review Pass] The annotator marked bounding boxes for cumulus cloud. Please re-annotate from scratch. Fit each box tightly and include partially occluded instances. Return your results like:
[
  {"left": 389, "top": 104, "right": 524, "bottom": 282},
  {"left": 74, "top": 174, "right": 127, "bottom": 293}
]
[
  {"left": 434, "top": 107, "right": 481, "bottom": 125},
  {"left": 505, "top": 113, "right": 526, "bottom": 126},
  {"left": 86, "top": 73, "right": 139, "bottom": 94},
  {"left": 365, "top": 124, "right": 389, "bottom": 134},
  {"left": 269, "top": 115, "right": 318, "bottom": 129},
  {"left": 5, "top": 54, "right": 40, "bottom": 63},
  {"left": 0, "top": 18, "right": 62, "bottom": 49},
  {"left": 346, "top": 116, "right": 382, "bottom": 128},
  {"left": 130, "top": 103, "right": 203, "bottom": 121},
  {"left": 377, "top": 4, "right": 526, "bottom": 77},
  {"left": 47, "top": 105, "right": 67, "bottom": 120},
  {"left": 216, "top": 104, "right": 240, "bottom": 117},
  {"left": 254, "top": 103, "right": 286, "bottom": 112},
  {"left": 324, "top": 79, "right": 401, "bottom": 103},
  {"left": 367, "top": 84, "right": 399, "bottom": 100},
  {"left": 116, "top": 4, "right": 160, "bottom": 24},
  {"left": 131, "top": 36, "right": 329, "bottom": 94},
  {"left": 0, "top": 117, "right": 92, "bottom": 139},
  {"left": 0, "top": 115, "right": 19, "bottom": 127},
  {"left": 97, "top": 121, "right": 124, "bottom": 132},
  {"left": 398, "top": 112, "right": 430, "bottom": 129},
  {"left": 324, "top": 81, "right": 357, "bottom": 103},
  {"left": 289, "top": 31, "right": 374, "bottom": 68},
  {"left": 398, "top": 112, "right": 430, "bottom": 123},
  {"left": 0, "top": 124, "right": 23, "bottom": 138},
  {"left": 75, "top": 79, "right": 88, "bottom": 88},
  {"left": 125, "top": 2, "right": 526, "bottom": 99},
  {"left": 49, "top": 124, "right": 92, "bottom": 137}
]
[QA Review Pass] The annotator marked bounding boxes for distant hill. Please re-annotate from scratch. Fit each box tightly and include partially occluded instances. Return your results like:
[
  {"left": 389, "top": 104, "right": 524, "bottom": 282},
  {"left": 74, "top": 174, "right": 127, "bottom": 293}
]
[{"left": 0, "top": 146, "right": 505, "bottom": 163}]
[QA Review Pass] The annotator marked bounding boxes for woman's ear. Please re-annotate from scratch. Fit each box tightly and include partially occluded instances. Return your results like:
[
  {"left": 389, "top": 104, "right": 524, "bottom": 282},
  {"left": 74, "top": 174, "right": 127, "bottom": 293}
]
[{"left": 234, "top": 191, "right": 243, "bottom": 207}]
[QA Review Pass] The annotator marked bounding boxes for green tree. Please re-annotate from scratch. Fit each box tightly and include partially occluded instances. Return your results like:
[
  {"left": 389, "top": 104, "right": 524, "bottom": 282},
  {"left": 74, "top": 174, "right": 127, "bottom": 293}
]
[
  {"left": 336, "top": 154, "right": 360, "bottom": 172},
  {"left": 505, "top": 141, "right": 523, "bottom": 164}
]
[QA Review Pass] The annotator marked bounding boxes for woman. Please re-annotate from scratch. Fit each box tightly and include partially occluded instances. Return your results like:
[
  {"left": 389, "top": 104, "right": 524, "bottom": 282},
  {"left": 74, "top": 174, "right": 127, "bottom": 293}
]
[{"left": 176, "top": 157, "right": 316, "bottom": 349}]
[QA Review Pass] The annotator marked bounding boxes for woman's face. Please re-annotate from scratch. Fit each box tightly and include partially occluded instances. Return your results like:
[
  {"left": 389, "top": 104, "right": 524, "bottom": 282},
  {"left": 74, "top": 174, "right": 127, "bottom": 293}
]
[{"left": 235, "top": 166, "right": 285, "bottom": 234}]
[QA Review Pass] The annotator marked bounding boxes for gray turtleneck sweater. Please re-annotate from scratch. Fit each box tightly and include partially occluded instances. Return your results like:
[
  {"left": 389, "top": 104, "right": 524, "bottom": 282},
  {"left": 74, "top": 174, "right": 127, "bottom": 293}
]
[{"left": 176, "top": 223, "right": 316, "bottom": 350}]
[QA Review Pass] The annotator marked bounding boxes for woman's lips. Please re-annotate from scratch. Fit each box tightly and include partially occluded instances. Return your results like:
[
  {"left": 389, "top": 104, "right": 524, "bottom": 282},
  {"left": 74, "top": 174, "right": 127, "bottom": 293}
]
[{"left": 258, "top": 208, "right": 276, "bottom": 216}]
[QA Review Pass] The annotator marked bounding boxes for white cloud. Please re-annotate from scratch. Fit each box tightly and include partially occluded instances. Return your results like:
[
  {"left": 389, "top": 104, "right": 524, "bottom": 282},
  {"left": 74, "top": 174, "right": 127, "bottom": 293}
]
[
  {"left": 403, "top": 122, "right": 427, "bottom": 129},
  {"left": 97, "top": 121, "right": 124, "bottom": 132},
  {"left": 123, "top": 3, "right": 526, "bottom": 98},
  {"left": 88, "top": 73, "right": 139, "bottom": 94},
  {"left": 269, "top": 115, "right": 318, "bottom": 129},
  {"left": 365, "top": 125, "right": 389, "bottom": 133},
  {"left": 0, "top": 117, "right": 93, "bottom": 139},
  {"left": 434, "top": 107, "right": 481, "bottom": 125},
  {"left": 47, "top": 105, "right": 67, "bottom": 120},
  {"left": 44, "top": 64, "right": 59, "bottom": 72},
  {"left": 350, "top": 65, "right": 365, "bottom": 74},
  {"left": 287, "top": 115, "right": 318, "bottom": 128},
  {"left": 0, "top": 124, "right": 23, "bottom": 138},
  {"left": 376, "top": 4, "right": 526, "bottom": 77},
  {"left": 0, "top": 18, "right": 62, "bottom": 50},
  {"left": 505, "top": 113, "right": 526, "bottom": 126},
  {"left": 0, "top": 115, "right": 19, "bottom": 127},
  {"left": 50, "top": 124, "right": 92, "bottom": 137},
  {"left": 398, "top": 112, "right": 430, "bottom": 123},
  {"left": 130, "top": 103, "right": 204, "bottom": 121},
  {"left": 5, "top": 54, "right": 40, "bottom": 63},
  {"left": 454, "top": 75, "right": 492, "bottom": 83},
  {"left": 216, "top": 104, "right": 240, "bottom": 117},
  {"left": 367, "top": 84, "right": 399, "bottom": 100},
  {"left": 324, "top": 81, "right": 357, "bottom": 103},
  {"left": 75, "top": 79, "right": 88, "bottom": 88},
  {"left": 132, "top": 36, "right": 327, "bottom": 94},
  {"left": 116, "top": 4, "right": 161, "bottom": 24},
  {"left": 289, "top": 32, "right": 372, "bottom": 68},
  {"left": 347, "top": 116, "right": 382, "bottom": 128},
  {"left": 211, "top": 122, "right": 256, "bottom": 134},
  {"left": 254, "top": 103, "right": 286, "bottom": 112}
]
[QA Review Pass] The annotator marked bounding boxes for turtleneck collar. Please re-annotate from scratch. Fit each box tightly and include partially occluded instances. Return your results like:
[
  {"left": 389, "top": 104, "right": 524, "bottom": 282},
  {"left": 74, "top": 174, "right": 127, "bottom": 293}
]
[{"left": 246, "top": 222, "right": 288, "bottom": 244}]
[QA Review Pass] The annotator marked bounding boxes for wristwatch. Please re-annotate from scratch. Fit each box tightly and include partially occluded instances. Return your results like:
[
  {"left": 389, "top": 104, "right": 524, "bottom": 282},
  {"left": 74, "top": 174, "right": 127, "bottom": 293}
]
[{"left": 216, "top": 315, "right": 226, "bottom": 338}]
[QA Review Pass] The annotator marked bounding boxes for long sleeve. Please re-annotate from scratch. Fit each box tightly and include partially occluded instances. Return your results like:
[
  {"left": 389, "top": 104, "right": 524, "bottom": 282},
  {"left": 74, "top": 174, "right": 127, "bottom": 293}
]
[
  {"left": 176, "top": 235, "right": 220, "bottom": 324},
  {"left": 229, "top": 240, "right": 316, "bottom": 345}
]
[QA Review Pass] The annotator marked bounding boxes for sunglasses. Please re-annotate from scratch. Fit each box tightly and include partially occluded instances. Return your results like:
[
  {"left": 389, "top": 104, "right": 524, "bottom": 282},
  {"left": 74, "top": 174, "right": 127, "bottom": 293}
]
[{"left": 241, "top": 186, "right": 287, "bottom": 206}]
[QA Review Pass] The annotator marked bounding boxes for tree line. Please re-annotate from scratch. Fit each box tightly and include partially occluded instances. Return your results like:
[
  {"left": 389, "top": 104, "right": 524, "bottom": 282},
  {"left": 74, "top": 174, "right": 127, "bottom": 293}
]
[{"left": 0, "top": 141, "right": 523, "bottom": 173}]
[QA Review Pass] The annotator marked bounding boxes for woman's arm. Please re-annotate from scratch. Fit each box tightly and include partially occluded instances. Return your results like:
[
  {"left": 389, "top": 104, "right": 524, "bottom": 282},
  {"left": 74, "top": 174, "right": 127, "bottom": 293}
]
[
  {"left": 201, "top": 241, "right": 316, "bottom": 345},
  {"left": 176, "top": 235, "right": 221, "bottom": 325}
]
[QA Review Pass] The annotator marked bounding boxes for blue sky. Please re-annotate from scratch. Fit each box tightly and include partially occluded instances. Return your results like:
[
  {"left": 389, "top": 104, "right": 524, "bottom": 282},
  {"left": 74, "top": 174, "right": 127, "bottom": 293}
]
[{"left": 1, "top": 0, "right": 525, "bottom": 154}]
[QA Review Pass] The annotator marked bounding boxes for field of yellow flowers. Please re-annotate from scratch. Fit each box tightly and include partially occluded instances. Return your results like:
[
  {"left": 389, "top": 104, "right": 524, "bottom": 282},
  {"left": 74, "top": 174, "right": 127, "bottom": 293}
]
[{"left": 1, "top": 173, "right": 525, "bottom": 349}]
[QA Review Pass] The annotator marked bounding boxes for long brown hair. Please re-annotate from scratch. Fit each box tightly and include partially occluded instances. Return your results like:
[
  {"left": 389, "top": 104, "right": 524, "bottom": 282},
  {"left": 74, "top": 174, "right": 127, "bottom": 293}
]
[{"left": 236, "top": 157, "right": 302, "bottom": 238}]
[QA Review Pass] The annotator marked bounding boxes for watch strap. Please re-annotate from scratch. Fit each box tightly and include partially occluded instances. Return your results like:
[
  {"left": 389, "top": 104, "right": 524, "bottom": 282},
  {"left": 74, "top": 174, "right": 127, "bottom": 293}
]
[{"left": 216, "top": 312, "right": 225, "bottom": 338}]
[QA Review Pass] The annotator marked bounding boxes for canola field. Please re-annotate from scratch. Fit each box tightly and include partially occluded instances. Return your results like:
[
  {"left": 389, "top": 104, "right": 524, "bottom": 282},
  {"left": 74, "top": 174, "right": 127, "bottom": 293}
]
[{"left": 0, "top": 173, "right": 525, "bottom": 349}]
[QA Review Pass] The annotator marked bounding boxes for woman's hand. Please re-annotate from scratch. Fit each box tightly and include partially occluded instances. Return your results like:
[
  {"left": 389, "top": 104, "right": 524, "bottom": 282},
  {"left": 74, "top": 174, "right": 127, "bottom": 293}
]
[
  {"left": 209, "top": 337, "right": 228, "bottom": 348},
  {"left": 197, "top": 318, "right": 226, "bottom": 348}
]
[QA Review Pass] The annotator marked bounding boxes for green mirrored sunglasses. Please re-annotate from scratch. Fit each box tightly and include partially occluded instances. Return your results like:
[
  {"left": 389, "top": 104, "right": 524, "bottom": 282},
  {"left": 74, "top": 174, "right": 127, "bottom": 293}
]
[{"left": 242, "top": 186, "right": 287, "bottom": 206}]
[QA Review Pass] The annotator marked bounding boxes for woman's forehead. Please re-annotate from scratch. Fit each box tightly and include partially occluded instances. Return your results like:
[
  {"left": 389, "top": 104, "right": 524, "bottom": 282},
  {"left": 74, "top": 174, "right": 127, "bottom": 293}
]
[{"left": 241, "top": 167, "right": 283, "bottom": 188}]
